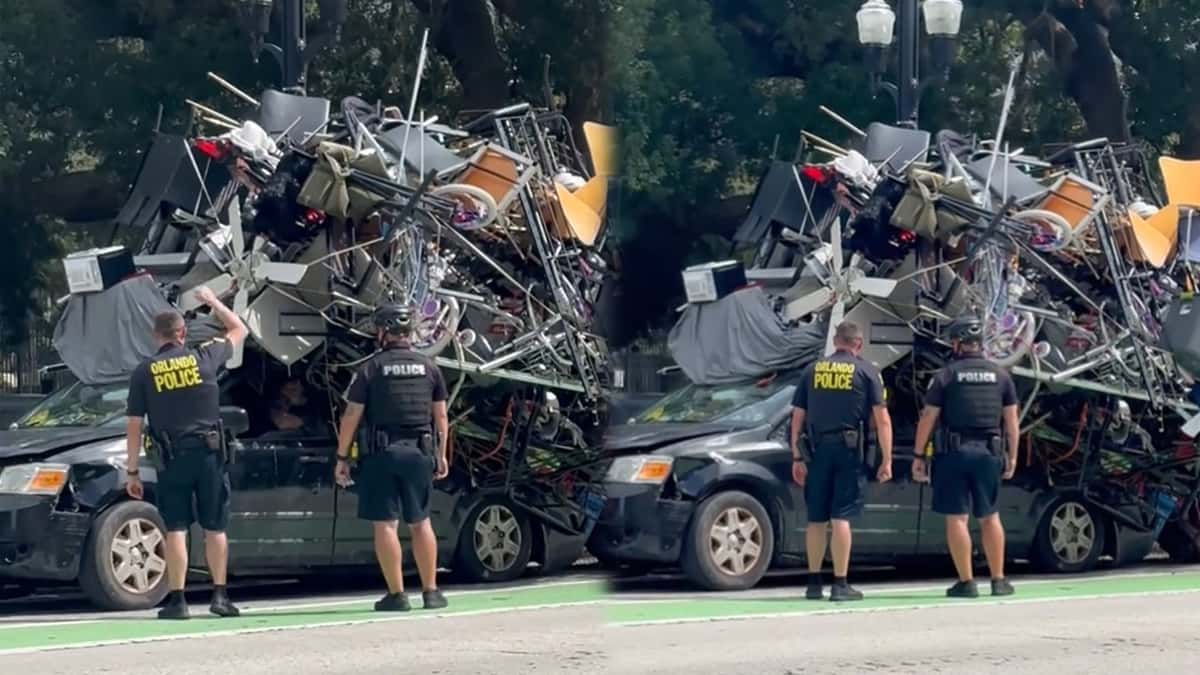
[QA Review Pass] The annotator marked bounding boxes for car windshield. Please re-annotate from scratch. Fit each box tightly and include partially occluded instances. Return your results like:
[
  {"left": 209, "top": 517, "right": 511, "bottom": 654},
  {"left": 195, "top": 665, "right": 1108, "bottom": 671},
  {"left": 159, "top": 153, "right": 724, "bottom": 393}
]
[
  {"left": 634, "top": 377, "right": 796, "bottom": 426},
  {"left": 11, "top": 381, "right": 130, "bottom": 429}
]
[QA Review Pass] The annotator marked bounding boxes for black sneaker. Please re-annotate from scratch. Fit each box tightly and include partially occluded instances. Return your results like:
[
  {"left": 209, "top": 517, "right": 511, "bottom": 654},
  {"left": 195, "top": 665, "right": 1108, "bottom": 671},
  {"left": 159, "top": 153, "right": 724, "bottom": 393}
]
[
  {"left": 991, "top": 578, "right": 1015, "bottom": 597},
  {"left": 805, "top": 581, "right": 824, "bottom": 600},
  {"left": 374, "top": 592, "right": 411, "bottom": 612},
  {"left": 210, "top": 595, "right": 241, "bottom": 618},
  {"left": 157, "top": 600, "right": 190, "bottom": 620},
  {"left": 422, "top": 589, "right": 448, "bottom": 610},
  {"left": 829, "top": 584, "right": 864, "bottom": 602},
  {"left": 946, "top": 580, "right": 979, "bottom": 598}
]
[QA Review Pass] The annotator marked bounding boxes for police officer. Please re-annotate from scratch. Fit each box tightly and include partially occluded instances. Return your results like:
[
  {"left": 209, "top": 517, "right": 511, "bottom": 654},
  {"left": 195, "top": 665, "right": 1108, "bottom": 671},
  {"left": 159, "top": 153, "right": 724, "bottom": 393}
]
[
  {"left": 124, "top": 286, "right": 247, "bottom": 620},
  {"left": 791, "top": 321, "right": 894, "bottom": 601},
  {"left": 911, "top": 315, "right": 1019, "bottom": 598},
  {"left": 334, "top": 303, "right": 450, "bottom": 612}
]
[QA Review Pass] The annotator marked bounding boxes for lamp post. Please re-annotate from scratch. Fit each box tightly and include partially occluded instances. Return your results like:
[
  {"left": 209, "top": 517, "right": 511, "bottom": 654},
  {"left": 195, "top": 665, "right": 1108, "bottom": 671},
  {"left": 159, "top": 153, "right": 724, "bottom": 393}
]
[
  {"left": 856, "top": 0, "right": 963, "bottom": 128},
  {"left": 238, "top": 0, "right": 348, "bottom": 94}
]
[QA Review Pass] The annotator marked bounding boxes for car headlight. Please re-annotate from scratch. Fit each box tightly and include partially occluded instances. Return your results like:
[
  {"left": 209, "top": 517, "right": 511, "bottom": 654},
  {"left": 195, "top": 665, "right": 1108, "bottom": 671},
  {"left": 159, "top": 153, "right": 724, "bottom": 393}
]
[
  {"left": 605, "top": 456, "right": 674, "bottom": 484},
  {"left": 0, "top": 463, "right": 71, "bottom": 496}
]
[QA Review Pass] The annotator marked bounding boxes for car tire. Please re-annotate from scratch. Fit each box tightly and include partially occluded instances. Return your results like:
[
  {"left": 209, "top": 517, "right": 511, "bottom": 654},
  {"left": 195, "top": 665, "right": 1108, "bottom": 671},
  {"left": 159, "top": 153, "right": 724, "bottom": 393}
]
[
  {"left": 1031, "top": 497, "right": 1107, "bottom": 574},
  {"left": 681, "top": 490, "right": 775, "bottom": 591},
  {"left": 78, "top": 500, "right": 170, "bottom": 611},
  {"left": 455, "top": 498, "right": 534, "bottom": 583}
]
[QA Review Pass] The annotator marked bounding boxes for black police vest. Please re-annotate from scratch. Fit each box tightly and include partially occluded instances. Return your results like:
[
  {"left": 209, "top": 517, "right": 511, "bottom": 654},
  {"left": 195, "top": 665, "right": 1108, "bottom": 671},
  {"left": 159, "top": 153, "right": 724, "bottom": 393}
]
[
  {"left": 940, "top": 357, "right": 1005, "bottom": 436},
  {"left": 365, "top": 348, "right": 434, "bottom": 433}
]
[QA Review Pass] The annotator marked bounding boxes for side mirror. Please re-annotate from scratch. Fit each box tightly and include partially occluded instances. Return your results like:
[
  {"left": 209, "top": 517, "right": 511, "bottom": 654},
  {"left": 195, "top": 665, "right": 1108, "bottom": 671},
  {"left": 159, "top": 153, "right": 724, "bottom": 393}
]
[{"left": 220, "top": 406, "right": 250, "bottom": 437}]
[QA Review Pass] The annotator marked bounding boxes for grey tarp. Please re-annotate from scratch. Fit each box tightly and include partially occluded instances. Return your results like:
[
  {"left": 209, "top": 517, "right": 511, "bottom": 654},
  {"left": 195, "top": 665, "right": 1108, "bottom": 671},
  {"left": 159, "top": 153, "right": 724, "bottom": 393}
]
[
  {"left": 667, "top": 286, "right": 827, "bottom": 385},
  {"left": 52, "top": 274, "right": 175, "bottom": 385}
]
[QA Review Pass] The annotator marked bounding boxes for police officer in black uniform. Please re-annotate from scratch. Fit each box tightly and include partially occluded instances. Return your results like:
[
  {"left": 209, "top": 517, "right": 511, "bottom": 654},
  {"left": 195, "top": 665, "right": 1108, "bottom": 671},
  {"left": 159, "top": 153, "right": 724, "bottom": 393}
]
[
  {"left": 791, "top": 321, "right": 894, "bottom": 601},
  {"left": 124, "top": 286, "right": 246, "bottom": 620},
  {"left": 912, "top": 315, "right": 1020, "bottom": 598},
  {"left": 334, "top": 303, "right": 450, "bottom": 612}
]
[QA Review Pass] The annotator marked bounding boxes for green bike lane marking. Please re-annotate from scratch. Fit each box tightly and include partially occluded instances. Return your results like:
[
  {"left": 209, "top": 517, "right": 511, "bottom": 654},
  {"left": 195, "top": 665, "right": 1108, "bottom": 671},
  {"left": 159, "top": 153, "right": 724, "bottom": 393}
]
[
  {"left": 0, "top": 581, "right": 607, "bottom": 654},
  {"left": 607, "top": 571, "right": 1200, "bottom": 626}
]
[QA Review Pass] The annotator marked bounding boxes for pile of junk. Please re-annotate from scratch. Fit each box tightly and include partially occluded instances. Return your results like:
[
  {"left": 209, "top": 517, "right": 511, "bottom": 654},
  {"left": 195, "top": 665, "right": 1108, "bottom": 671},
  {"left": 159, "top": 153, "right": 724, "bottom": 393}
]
[
  {"left": 49, "top": 64, "right": 618, "bottom": 539},
  {"left": 670, "top": 97, "right": 1200, "bottom": 561}
]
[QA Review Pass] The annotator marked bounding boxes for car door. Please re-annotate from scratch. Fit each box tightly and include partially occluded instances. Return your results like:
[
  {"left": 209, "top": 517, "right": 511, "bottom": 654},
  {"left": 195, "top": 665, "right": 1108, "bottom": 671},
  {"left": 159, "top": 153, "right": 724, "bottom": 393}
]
[
  {"left": 210, "top": 442, "right": 290, "bottom": 568},
  {"left": 331, "top": 456, "right": 457, "bottom": 565},
  {"left": 856, "top": 449, "right": 921, "bottom": 556},
  {"left": 247, "top": 434, "right": 337, "bottom": 566}
]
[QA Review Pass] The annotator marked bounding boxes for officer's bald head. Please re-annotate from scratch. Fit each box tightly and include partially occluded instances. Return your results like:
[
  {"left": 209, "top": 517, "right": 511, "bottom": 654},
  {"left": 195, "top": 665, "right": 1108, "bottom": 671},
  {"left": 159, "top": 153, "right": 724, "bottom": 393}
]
[
  {"left": 833, "top": 321, "right": 864, "bottom": 353},
  {"left": 153, "top": 310, "right": 186, "bottom": 345}
]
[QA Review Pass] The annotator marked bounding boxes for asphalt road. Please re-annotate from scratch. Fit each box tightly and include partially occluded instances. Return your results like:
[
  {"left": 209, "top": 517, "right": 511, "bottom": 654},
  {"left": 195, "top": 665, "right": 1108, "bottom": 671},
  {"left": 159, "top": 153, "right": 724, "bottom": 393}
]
[{"left": 3, "top": 563, "right": 1198, "bottom": 673}]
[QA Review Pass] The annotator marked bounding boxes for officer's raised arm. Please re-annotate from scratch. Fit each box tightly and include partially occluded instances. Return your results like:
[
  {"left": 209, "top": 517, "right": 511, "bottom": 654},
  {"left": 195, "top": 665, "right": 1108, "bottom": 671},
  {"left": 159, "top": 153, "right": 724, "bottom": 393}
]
[{"left": 194, "top": 285, "right": 248, "bottom": 349}]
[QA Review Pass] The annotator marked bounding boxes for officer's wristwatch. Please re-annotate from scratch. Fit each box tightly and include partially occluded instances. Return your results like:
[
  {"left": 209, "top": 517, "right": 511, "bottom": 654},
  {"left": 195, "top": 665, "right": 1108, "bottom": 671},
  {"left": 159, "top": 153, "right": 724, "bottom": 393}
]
[
  {"left": 335, "top": 455, "right": 349, "bottom": 463},
  {"left": 126, "top": 469, "right": 140, "bottom": 477}
]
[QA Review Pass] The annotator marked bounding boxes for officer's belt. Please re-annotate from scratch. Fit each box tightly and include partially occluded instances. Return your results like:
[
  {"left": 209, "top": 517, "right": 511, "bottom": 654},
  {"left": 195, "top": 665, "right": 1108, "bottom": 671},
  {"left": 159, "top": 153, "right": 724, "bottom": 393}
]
[
  {"left": 945, "top": 428, "right": 998, "bottom": 441},
  {"left": 812, "top": 428, "right": 859, "bottom": 441}
]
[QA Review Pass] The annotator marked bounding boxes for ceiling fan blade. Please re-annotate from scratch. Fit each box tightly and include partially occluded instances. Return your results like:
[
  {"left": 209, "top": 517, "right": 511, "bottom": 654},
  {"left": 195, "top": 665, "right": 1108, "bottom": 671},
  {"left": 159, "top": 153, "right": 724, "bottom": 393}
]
[
  {"left": 255, "top": 261, "right": 310, "bottom": 285},
  {"left": 851, "top": 276, "right": 899, "bottom": 298},
  {"left": 829, "top": 217, "right": 843, "bottom": 277},
  {"left": 177, "top": 273, "right": 235, "bottom": 312},
  {"left": 229, "top": 196, "right": 244, "bottom": 258},
  {"left": 825, "top": 300, "right": 845, "bottom": 356},
  {"left": 783, "top": 287, "right": 835, "bottom": 320}
]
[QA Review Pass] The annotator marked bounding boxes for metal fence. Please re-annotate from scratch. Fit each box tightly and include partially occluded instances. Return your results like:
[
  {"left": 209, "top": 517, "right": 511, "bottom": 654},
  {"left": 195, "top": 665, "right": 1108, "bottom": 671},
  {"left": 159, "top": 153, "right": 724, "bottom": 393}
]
[
  {"left": 611, "top": 337, "right": 686, "bottom": 395},
  {"left": 0, "top": 326, "right": 57, "bottom": 394}
]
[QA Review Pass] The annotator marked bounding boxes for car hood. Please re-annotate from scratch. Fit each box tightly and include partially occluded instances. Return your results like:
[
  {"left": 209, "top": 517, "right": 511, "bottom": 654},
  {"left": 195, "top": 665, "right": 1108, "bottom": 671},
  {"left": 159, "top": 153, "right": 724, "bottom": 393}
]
[
  {"left": 0, "top": 427, "right": 125, "bottom": 463},
  {"left": 604, "top": 422, "right": 746, "bottom": 454}
]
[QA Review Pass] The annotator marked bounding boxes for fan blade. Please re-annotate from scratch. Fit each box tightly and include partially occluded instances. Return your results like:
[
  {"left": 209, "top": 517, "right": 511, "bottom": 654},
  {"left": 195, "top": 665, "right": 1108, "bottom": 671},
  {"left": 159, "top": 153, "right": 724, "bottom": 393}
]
[
  {"left": 229, "top": 197, "right": 244, "bottom": 258},
  {"left": 255, "top": 261, "right": 310, "bottom": 285},
  {"left": 851, "top": 276, "right": 899, "bottom": 298},
  {"left": 829, "top": 217, "right": 843, "bottom": 277},
  {"left": 233, "top": 286, "right": 249, "bottom": 316},
  {"left": 178, "top": 274, "right": 235, "bottom": 312},
  {"left": 825, "top": 300, "right": 845, "bottom": 356},
  {"left": 783, "top": 287, "right": 835, "bottom": 320}
]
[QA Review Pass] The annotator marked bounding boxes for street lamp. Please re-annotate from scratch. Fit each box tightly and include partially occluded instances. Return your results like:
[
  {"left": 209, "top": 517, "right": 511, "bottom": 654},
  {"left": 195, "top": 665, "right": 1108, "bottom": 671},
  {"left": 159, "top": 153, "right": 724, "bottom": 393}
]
[
  {"left": 236, "top": 0, "right": 348, "bottom": 94},
  {"left": 855, "top": 0, "right": 963, "bottom": 127}
]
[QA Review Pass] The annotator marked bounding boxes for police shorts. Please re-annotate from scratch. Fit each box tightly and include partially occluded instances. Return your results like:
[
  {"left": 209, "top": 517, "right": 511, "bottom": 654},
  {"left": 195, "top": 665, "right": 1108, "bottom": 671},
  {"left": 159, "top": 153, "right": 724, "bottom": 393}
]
[
  {"left": 804, "top": 441, "right": 866, "bottom": 523},
  {"left": 931, "top": 441, "right": 1003, "bottom": 518},
  {"left": 156, "top": 442, "right": 231, "bottom": 532},
  {"left": 358, "top": 441, "right": 434, "bottom": 524}
]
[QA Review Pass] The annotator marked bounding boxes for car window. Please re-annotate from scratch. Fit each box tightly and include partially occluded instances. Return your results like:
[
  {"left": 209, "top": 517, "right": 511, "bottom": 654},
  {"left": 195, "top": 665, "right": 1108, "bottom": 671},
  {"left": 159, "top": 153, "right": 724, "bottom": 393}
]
[
  {"left": 635, "top": 377, "right": 796, "bottom": 425},
  {"left": 11, "top": 381, "right": 130, "bottom": 429}
]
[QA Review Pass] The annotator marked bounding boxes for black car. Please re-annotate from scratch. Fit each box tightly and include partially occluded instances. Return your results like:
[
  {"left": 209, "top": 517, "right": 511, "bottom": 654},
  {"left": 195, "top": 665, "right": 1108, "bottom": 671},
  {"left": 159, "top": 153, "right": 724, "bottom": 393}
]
[
  {"left": 0, "top": 379, "right": 586, "bottom": 610},
  {"left": 588, "top": 373, "right": 1158, "bottom": 591}
]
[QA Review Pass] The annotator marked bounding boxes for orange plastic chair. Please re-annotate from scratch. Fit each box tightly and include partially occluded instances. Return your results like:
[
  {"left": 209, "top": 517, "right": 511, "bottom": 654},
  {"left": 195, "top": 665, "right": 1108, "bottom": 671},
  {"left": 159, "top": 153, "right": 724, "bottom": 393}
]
[
  {"left": 1127, "top": 204, "right": 1181, "bottom": 268},
  {"left": 583, "top": 122, "right": 617, "bottom": 177},
  {"left": 1039, "top": 175, "right": 1099, "bottom": 230},
  {"left": 1159, "top": 157, "right": 1200, "bottom": 209}
]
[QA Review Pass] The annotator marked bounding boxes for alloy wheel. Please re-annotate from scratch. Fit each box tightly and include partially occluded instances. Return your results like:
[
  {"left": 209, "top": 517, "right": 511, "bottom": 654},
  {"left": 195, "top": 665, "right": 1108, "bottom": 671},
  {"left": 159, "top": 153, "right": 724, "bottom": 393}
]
[
  {"left": 707, "top": 507, "right": 764, "bottom": 576},
  {"left": 110, "top": 518, "right": 167, "bottom": 595}
]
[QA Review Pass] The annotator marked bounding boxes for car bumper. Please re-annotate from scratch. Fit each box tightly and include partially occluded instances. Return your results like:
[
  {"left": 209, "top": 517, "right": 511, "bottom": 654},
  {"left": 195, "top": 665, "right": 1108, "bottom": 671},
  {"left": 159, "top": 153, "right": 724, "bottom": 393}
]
[
  {"left": 0, "top": 494, "right": 89, "bottom": 581},
  {"left": 589, "top": 482, "right": 695, "bottom": 564}
]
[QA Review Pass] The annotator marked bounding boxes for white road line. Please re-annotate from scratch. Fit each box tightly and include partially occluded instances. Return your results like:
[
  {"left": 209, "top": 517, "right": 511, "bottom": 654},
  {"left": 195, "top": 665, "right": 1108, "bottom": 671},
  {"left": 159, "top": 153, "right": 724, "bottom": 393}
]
[
  {"left": 0, "top": 601, "right": 607, "bottom": 656},
  {"left": 0, "top": 578, "right": 605, "bottom": 631},
  {"left": 612, "top": 568, "right": 1200, "bottom": 602},
  {"left": 609, "top": 588, "right": 1200, "bottom": 627}
]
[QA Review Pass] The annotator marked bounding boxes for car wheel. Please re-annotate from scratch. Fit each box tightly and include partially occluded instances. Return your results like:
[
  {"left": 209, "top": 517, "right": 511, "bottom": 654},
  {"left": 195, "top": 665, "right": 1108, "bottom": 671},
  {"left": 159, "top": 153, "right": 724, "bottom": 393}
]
[
  {"left": 681, "top": 490, "right": 775, "bottom": 591},
  {"left": 78, "top": 500, "right": 170, "bottom": 611},
  {"left": 455, "top": 498, "right": 534, "bottom": 583},
  {"left": 1032, "top": 497, "right": 1107, "bottom": 574}
]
